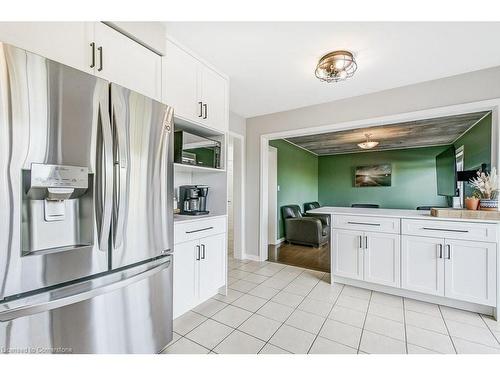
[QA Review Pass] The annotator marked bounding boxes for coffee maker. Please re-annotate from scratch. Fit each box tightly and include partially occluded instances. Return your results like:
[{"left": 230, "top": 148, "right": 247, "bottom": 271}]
[{"left": 179, "top": 185, "right": 209, "bottom": 215}]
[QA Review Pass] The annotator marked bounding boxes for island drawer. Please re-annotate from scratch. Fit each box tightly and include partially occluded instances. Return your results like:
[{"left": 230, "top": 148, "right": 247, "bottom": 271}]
[
  {"left": 332, "top": 215, "right": 400, "bottom": 234},
  {"left": 174, "top": 216, "right": 227, "bottom": 244},
  {"left": 401, "top": 219, "right": 498, "bottom": 242}
]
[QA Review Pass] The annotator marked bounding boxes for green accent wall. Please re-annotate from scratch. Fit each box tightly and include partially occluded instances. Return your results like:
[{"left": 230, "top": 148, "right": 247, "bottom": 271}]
[
  {"left": 269, "top": 140, "right": 318, "bottom": 239},
  {"left": 318, "top": 146, "right": 450, "bottom": 209},
  {"left": 453, "top": 113, "right": 492, "bottom": 197}
]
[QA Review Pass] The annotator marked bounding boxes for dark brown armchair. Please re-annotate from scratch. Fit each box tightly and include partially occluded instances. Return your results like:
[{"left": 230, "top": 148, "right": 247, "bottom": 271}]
[{"left": 281, "top": 205, "right": 329, "bottom": 247}]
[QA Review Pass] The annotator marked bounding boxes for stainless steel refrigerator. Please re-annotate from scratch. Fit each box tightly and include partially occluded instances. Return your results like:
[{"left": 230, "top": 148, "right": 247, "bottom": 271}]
[{"left": 0, "top": 42, "right": 174, "bottom": 353}]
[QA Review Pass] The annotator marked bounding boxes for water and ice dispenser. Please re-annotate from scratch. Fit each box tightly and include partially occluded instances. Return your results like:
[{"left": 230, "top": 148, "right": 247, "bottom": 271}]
[{"left": 22, "top": 163, "right": 94, "bottom": 254}]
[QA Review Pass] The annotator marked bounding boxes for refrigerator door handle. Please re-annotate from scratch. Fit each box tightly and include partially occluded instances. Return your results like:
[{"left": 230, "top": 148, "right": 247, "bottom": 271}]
[
  {"left": 96, "top": 100, "right": 113, "bottom": 251},
  {"left": 0, "top": 257, "right": 171, "bottom": 322},
  {"left": 111, "top": 90, "right": 129, "bottom": 249}
]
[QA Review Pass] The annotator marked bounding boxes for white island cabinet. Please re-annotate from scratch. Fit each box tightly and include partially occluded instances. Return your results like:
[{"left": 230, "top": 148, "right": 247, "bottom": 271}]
[{"left": 309, "top": 206, "right": 499, "bottom": 317}]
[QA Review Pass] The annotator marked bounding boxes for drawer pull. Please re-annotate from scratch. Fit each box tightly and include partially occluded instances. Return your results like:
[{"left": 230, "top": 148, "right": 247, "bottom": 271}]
[
  {"left": 422, "top": 227, "right": 469, "bottom": 233},
  {"left": 347, "top": 221, "right": 381, "bottom": 226},
  {"left": 186, "top": 226, "right": 214, "bottom": 234}
]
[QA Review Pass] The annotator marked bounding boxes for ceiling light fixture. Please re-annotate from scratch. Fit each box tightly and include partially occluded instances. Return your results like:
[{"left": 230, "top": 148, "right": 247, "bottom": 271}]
[
  {"left": 357, "top": 133, "right": 379, "bottom": 150},
  {"left": 315, "top": 50, "right": 357, "bottom": 83}
]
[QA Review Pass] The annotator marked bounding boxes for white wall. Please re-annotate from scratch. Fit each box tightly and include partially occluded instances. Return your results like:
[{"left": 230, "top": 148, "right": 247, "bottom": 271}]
[
  {"left": 229, "top": 111, "right": 246, "bottom": 137},
  {"left": 245, "top": 65, "right": 500, "bottom": 258}
]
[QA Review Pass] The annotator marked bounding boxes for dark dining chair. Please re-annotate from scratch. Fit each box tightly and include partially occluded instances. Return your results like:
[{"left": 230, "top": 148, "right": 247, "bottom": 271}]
[{"left": 351, "top": 204, "right": 380, "bottom": 208}]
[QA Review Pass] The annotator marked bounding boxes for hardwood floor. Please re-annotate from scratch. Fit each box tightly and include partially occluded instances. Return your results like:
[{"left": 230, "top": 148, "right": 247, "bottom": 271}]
[{"left": 268, "top": 242, "right": 330, "bottom": 273}]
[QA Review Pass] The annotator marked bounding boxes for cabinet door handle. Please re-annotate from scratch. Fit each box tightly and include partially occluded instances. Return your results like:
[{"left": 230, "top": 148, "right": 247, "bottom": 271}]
[
  {"left": 90, "top": 42, "right": 96, "bottom": 68},
  {"left": 438, "top": 244, "right": 443, "bottom": 259},
  {"left": 446, "top": 244, "right": 451, "bottom": 260},
  {"left": 196, "top": 245, "right": 201, "bottom": 261},
  {"left": 422, "top": 227, "right": 468, "bottom": 233},
  {"left": 198, "top": 102, "right": 203, "bottom": 117},
  {"left": 97, "top": 46, "right": 103, "bottom": 71},
  {"left": 201, "top": 244, "right": 206, "bottom": 259},
  {"left": 203, "top": 103, "right": 208, "bottom": 119},
  {"left": 347, "top": 221, "right": 381, "bottom": 226},
  {"left": 186, "top": 226, "right": 213, "bottom": 234},
  {"left": 364, "top": 236, "right": 368, "bottom": 250},
  {"left": 359, "top": 235, "right": 362, "bottom": 249}
]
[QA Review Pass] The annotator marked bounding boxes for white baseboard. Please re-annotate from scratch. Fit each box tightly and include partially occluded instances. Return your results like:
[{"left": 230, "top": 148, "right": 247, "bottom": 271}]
[{"left": 276, "top": 237, "right": 285, "bottom": 245}]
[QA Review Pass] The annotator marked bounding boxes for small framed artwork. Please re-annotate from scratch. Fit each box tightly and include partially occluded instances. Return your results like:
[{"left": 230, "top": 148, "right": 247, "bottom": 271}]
[{"left": 355, "top": 164, "right": 392, "bottom": 187}]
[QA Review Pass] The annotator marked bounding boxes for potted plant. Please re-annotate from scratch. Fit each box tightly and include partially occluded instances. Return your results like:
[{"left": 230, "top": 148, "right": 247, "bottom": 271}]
[
  {"left": 465, "top": 192, "right": 480, "bottom": 210},
  {"left": 469, "top": 168, "right": 499, "bottom": 211}
]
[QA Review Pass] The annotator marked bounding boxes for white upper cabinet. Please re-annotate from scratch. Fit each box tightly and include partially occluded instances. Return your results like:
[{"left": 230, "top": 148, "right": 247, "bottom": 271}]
[
  {"left": 164, "top": 39, "right": 229, "bottom": 133},
  {"left": 0, "top": 22, "right": 94, "bottom": 74},
  {"left": 164, "top": 39, "right": 200, "bottom": 120},
  {"left": 93, "top": 23, "right": 162, "bottom": 101},
  {"left": 444, "top": 239, "right": 496, "bottom": 306}
]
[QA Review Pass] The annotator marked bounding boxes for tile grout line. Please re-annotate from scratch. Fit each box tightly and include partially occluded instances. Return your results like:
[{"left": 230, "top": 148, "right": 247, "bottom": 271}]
[
  {"left": 306, "top": 283, "right": 345, "bottom": 354},
  {"left": 402, "top": 298, "right": 409, "bottom": 354},
  {"left": 438, "top": 305, "right": 458, "bottom": 354},
  {"left": 356, "top": 290, "right": 372, "bottom": 354},
  {"left": 479, "top": 314, "right": 500, "bottom": 346}
]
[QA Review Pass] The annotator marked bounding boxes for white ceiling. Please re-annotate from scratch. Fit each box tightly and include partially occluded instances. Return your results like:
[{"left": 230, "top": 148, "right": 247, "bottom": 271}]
[{"left": 165, "top": 22, "right": 500, "bottom": 118}]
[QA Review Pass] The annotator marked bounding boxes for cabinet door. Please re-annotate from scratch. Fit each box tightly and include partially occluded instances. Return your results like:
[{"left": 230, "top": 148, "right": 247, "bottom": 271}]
[
  {"left": 173, "top": 240, "right": 200, "bottom": 318},
  {"left": 0, "top": 22, "right": 94, "bottom": 73},
  {"left": 364, "top": 232, "right": 401, "bottom": 288},
  {"left": 200, "top": 66, "right": 228, "bottom": 132},
  {"left": 94, "top": 22, "right": 162, "bottom": 100},
  {"left": 164, "top": 40, "right": 200, "bottom": 121},
  {"left": 444, "top": 239, "right": 496, "bottom": 306},
  {"left": 198, "top": 234, "right": 226, "bottom": 300},
  {"left": 332, "top": 229, "right": 363, "bottom": 280},
  {"left": 401, "top": 236, "right": 444, "bottom": 296}
]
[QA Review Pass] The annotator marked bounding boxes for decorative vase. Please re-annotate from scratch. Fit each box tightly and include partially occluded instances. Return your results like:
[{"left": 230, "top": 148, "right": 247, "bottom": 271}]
[
  {"left": 465, "top": 198, "right": 480, "bottom": 211},
  {"left": 480, "top": 199, "right": 499, "bottom": 211}
]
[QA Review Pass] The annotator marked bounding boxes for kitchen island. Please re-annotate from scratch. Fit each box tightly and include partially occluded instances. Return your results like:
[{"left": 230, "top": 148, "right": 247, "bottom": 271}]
[{"left": 308, "top": 206, "right": 500, "bottom": 318}]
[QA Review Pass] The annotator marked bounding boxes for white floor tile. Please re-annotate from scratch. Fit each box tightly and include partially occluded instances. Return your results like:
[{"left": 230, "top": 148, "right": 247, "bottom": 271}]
[
  {"left": 213, "top": 330, "right": 266, "bottom": 354},
  {"left": 228, "top": 269, "right": 252, "bottom": 280},
  {"left": 481, "top": 314, "right": 500, "bottom": 332},
  {"left": 446, "top": 320, "right": 500, "bottom": 348},
  {"left": 405, "top": 309, "right": 448, "bottom": 334},
  {"left": 237, "top": 262, "right": 267, "bottom": 273},
  {"left": 242, "top": 273, "right": 269, "bottom": 284},
  {"left": 185, "top": 319, "right": 234, "bottom": 350},
  {"left": 283, "top": 280, "right": 315, "bottom": 296},
  {"left": 319, "top": 319, "right": 362, "bottom": 349},
  {"left": 254, "top": 265, "right": 283, "bottom": 277},
  {"left": 232, "top": 294, "right": 268, "bottom": 312},
  {"left": 212, "top": 289, "right": 244, "bottom": 304},
  {"left": 335, "top": 294, "right": 370, "bottom": 312},
  {"left": 247, "top": 284, "right": 281, "bottom": 299},
  {"left": 328, "top": 305, "right": 366, "bottom": 328},
  {"left": 453, "top": 337, "right": 500, "bottom": 354},
  {"left": 271, "top": 290, "right": 305, "bottom": 308},
  {"left": 370, "top": 292, "right": 403, "bottom": 308},
  {"left": 191, "top": 298, "right": 228, "bottom": 318},
  {"left": 368, "top": 301, "right": 404, "bottom": 322},
  {"left": 407, "top": 344, "right": 440, "bottom": 354},
  {"left": 261, "top": 277, "right": 291, "bottom": 289},
  {"left": 341, "top": 285, "right": 372, "bottom": 300},
  {"left": 257, "top": 301, "right": 295, "bottom": 322},
  {"left": 297, "top": 297, "right": 333, "bottom": 318},
  {"left": 269, "top": 324, "right": 316, "bottom": 354},
  {"left": 162, "top": 337, "right": 210, "bottom": 354},
  {"left": 173, "top": 311, "right": 207, "bottom": 335},
  {"left": 211, "top": 305, "right": 253, "bottom": 328},
  {"left": 286, "top": 309, "right": 326, "bottom": 334},
  {"left": 440, "top": 306, "right": 485, "bottom": 327},
  {"left": 238, "top": 314, "right": 282, "bottom": 341},
  {"left": 309, "top": 336, "right": 357, "bottom": 354},
  {"left": 307, "top": 283, "right": 343, "bottom": 303},
  {"left": 404, "top": 298, "right": 441, "bottom": 317},
  {"left": 364, "top": 314, "right": 405, "bottom": 341},
  {"left": 229, "top": 279, "right": 259, "bottom": 293},
  {"left": 405, "top": 325, "right": 455, "bottom": 354},
  {"left": 259, "top": 343, "right": 291, "bottom": 354},
  {"left": 359, "top": 330, "right": 406, "bottom": 354}
]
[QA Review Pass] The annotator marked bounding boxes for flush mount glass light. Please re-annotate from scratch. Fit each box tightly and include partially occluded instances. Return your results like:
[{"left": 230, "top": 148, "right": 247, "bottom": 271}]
[
  {"left": 357, "top": 133, "right": 379, "bottom": 149},
  {"left": 315, "top": 50, "right": 357, "bottom": 83}
]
